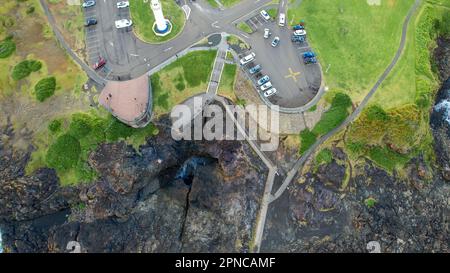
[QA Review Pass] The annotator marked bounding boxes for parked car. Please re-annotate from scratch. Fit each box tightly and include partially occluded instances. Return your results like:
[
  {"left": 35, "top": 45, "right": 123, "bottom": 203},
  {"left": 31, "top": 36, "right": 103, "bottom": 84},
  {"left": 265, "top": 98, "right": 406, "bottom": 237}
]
[
  {"left": 240, "top": 52, "right": 256, "bottom": 65},
  {"left": 264, "top": 88, "right": 277, "bottom": 97},
  {"left": 271, "top": 36, "right": 280, "bottom": 47},
  {"left": 263, "top": 28, "right": 270, "bottom": 39},
  {"left": 115, "top": 19, "right": 133, "bottom": 29},
  {"left": 260, "top": 10, "right": 271, "bottom": 21},
  {"left": 84, "top": 18, "right": 97, "bottom": 27},
  {"left": 303, "top": 51, "right": 316, "bottom": 58},
  {"left": 260, "top": 81, "right": 273, "bottom": 91},
  {"left": 257, "top": 75, "right": 270, "bottom": 86},
  {"left": 249, "top": 64, "right": 262, "bottom": 74},
  {"left": 278, "top": 13, "right": 285, "bottom": 26},
  {"left": 92, "top": 57, "right": 106, "bottom": 70},
  {"left": 117, "top": 1, "right": 130, "bottom": 9},
  {"left": 82, "top": 0, "right": 96, "bottom": 8},
  {"left": 293, "top": 29, "right": 307, "bottom": 36}
]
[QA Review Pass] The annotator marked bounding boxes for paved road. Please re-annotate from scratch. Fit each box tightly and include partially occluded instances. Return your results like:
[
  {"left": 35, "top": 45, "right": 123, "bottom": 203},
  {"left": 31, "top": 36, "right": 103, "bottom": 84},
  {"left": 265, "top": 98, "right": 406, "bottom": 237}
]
[{"left": 82, "top": 0, "right": 273, "bottom": 79}]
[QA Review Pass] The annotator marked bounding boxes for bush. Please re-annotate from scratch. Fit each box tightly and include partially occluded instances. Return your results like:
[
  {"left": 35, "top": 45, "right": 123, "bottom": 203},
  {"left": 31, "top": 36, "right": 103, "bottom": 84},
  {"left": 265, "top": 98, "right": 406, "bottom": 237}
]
[
  {"left": 12, "top": 61, "right": 31, "bottom": 80},
  {"left": 299, "top": 129, "right": 317, "bottom": 155},
  {"left": 68, "top": 113, "right": 93, "bottom": 138},
  {"left": 48, "top": 119, "right": 62, "bottom": 133},
  {"left": 312, "top": 93, "right": 352, "bottom": 136},
  {"left": 315, "top": 148, "right": 332, "bottom": 165},
  {"left": 11, "top": 60, "right": 42, "bottom": 80},
  {"left": 35, "top": 76, "right": 56, "bottom": 102},
  {"left": 366, "top": 105, "right": 389, "bottom": 122},
  {"left": 104, "top": 117, "right": 134, "bottom": 141},
  {"left": 28, "top": 60, "right": 42, "bottom": 72},
  {"left": 331, "top": 92, "right": 352, "bottom": 108},
  {"left": 0, "top": 37, "right": 15, "bottom": 58},
  {"left": 26, "top": 6, "right": 35, "bottom": 14},
  {"left": 364, "top": 197, "right": 377, "bottom": 208},
  {"left": 46, "top": 134, "right": 81, "bottom": 172}
]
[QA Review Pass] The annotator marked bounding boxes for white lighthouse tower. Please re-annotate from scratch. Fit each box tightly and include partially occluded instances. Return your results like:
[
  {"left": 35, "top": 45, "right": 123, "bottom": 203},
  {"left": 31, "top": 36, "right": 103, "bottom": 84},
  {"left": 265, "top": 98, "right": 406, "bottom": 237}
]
[{"left": 151, "top": 0, "right": 172, "bottom": 36}]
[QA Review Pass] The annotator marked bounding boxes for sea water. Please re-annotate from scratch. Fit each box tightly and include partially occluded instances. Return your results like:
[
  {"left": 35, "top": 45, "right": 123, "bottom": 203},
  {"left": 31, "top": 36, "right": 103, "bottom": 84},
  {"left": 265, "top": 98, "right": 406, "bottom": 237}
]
[
  {"left": 0, "top": 229, "right": 3, "bottom": 253},
  {"left": 434, "top": 99, "right": 450, "bottom": 126}
]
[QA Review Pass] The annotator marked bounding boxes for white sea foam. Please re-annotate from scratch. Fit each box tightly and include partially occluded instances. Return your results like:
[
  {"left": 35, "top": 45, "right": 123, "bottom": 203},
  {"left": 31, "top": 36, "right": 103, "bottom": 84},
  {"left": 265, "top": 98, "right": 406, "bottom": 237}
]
[
  {"left": 435, "top": 99, "right": 450, "bottom": 125},
  {"left": 0, "top": 229, "right": 3, "bottom": 253}
]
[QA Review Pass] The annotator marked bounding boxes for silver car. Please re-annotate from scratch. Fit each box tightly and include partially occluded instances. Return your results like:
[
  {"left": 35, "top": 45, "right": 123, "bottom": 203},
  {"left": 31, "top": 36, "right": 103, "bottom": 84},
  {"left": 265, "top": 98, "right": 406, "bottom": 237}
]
[
  {"left": 117, "top": 1, "right": 130, "bottom": 9},
  {"left": 264, "top": 88, "right": 277, "bottom": 97},
  {"left": 260, "top": 81, "right": 272, "bottom": 91}
]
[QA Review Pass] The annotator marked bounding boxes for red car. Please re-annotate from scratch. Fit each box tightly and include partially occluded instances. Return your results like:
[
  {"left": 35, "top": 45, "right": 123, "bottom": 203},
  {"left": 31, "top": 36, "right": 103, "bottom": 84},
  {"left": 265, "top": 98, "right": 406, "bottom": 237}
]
[{"left": 92, "top": 57, "right": 106, "bottom": 70}]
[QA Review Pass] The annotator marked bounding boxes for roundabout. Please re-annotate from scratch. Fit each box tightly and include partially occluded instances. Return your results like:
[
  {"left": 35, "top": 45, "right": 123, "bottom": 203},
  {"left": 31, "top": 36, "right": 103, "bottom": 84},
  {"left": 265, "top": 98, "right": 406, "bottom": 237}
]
[{"left": 129, "top": 0, "right": 185, "bottom": 43}]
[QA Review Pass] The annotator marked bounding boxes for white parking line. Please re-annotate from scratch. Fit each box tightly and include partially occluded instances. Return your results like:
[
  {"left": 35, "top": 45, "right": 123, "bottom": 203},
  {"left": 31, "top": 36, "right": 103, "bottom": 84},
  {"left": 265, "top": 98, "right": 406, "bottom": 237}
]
[
  {"left": 255, "top": 15, "right": 265, "bottom": 25},
  {"left": 247, "top": 19, "right": 257, "bottom": 29}
]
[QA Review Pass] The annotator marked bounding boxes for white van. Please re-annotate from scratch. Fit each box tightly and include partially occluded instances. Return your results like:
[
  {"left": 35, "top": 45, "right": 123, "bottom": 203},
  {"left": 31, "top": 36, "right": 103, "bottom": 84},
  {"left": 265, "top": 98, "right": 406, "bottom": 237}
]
[
  {"left": 240, "top": 52, "right": 256, "bottom": 65},
  {"left": 278, "top": 13, "right": 285, "bottom": 27}
]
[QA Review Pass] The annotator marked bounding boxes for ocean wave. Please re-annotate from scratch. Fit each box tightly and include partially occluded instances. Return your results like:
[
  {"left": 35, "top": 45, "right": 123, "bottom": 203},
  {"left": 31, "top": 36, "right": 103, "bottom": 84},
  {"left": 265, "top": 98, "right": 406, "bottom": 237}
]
[{"left": 434, "top": 99, "right": 450, "bottom": 125}]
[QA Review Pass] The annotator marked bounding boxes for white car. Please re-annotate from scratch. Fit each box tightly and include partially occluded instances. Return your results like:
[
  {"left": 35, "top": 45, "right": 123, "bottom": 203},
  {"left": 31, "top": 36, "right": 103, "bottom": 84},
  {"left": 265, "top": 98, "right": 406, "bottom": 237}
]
[
  {"left": 260, "top": 10, "right": 271, "bottom": 21},
  {"left": 117, "top": 1, "right": 129, "bottom": 8},
  {"left": 264, "top": 88, "right": 277, "bottom": 97},
  {"left": 115, "top": 19, "right": 132, "bottom": 29},
  {"left": 278, "top": 13, "right": 285, "bottom": 26},
  {"left": 263, "top": 28, "right": 270, "bottom": 39},
  {"left": 260, "top": 81, "right": 272, "bottom": 91},
  {"left": 293, "top": 29, "right": 307, "bottom": 36},
  {"left": 240, "top": 52, "right": 256, "bottom": 65}
]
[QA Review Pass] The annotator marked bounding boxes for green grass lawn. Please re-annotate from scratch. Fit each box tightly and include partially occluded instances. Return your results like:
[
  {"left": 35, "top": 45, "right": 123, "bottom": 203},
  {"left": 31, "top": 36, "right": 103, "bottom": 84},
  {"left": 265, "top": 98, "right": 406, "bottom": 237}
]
[
  {"left": 237, "top": 22, "right": 253, "bottom": 34},
  {"left": 267, "top": 8, "right": 278, "bottom": 19},
  {"left": 206, "top": 0, "right": 220, "bottom": 8},
  {"left": 288, "top": 0, "right": 415, "bottom": 102},
  {"left": 220, "top": 0, "right": 242, "bottom": 7},
  {"left": 218, "top": 63, "right": 238, "bottom": 101},
  {"left": 130, "top": 0, "right": 185, "bottom": 43},
  {"left": 150, "top": 50, "right": 217, "bottom": 116}
]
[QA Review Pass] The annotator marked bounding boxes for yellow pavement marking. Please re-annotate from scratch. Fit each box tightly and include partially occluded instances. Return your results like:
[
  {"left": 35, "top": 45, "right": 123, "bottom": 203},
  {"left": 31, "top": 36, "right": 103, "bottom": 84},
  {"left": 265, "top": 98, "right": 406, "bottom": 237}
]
[{"left": 284, "top": 68, "right": 301, "bottom": 82}]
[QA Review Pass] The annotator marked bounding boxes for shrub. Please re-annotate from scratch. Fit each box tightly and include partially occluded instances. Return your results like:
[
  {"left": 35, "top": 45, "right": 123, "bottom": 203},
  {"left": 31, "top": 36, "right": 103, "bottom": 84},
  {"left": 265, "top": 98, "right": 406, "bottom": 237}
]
[
  {"left": 312, "top": 93, "right": 352, "bottom": 136},
  {"left": 364, "top": 197, "right": 377, "bottom": 208},
  {"left": 0, "top": 37, "right": 15, "bottom": 58},
  {"left": 35, "top": 76, "right": 56, "bottom": 102},
  {"left": 299, "top": 129, "right": 317, "bottom": 155},
  {"left": 104, "top": 117, "right": 134, "bottom": 141},
  {"left": 28, "top": 60, "right": 42, "bottom": 72},
  {"left": 11, "top": 60, "right": 42, "bottom": 80},
  {"left": 26, "top": 6, "right": 35, "bottom": 14},
  {"left": 46, "top": 134, "right": 81, "bottom": 172},
  {"left": 366, "top": 105, "right": 389, "bottom": 122},
  {"left": 48, "top": 119, "right": 62, "bottom": 133},
  {"left": 12, "top": 61, "right": 32, "bottom": 80},
  {"left": 331, "top": 92, "right": 352, "bottom": 108},
  {"left": 315, "top": 148, "right": 332, "bottom": 165},
  {"left": 68, "top": 113, "right": 93, "bottom": 138}
]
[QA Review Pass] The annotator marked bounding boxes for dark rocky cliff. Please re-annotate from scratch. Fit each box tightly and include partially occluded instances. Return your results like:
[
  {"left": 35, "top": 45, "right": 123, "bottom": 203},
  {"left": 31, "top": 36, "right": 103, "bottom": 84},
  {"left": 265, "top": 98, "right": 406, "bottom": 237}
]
[
  {"left": 0, "top": 118, "right": 267, "bottom": 253},
  {"left": 261, "top": 38, "right": 450, "bottom": 253}
]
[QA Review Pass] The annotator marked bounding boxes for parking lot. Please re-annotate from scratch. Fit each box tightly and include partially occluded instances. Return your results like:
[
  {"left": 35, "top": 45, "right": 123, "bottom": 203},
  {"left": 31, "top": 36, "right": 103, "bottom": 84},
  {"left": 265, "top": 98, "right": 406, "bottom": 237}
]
[
  {"left": 236, "top": 9, "right": 322, "bottom": 109},
  {"left": 82, "top": 1, "right": 138, "bottom": 81},
  {"left": 245, "top": 13, "right": 267, "bottom": 32},
  {"left": 82, "top": 4, "right": 112, "bottom": 79}
]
